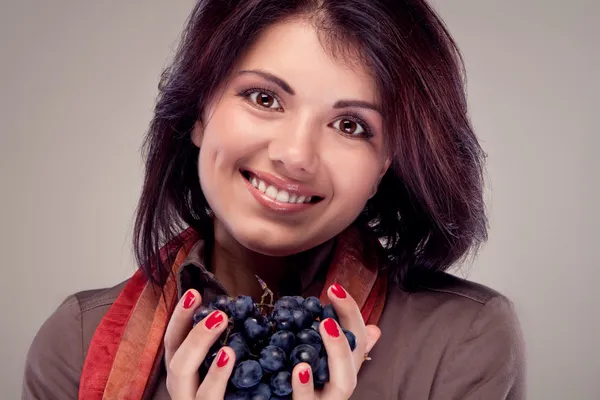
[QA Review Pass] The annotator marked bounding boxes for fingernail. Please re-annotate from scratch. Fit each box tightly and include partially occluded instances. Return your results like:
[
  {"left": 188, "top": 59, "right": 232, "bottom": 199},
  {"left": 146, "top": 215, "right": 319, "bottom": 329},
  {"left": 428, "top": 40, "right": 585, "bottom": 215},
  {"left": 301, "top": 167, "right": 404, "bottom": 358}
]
[
  {"left": 205, "top": 310, "right": 224, "bottom": 329},
  {"left": 183, "top": 291, "right": 196, "bottom": 309},
  {"left": 216, "top": 349, "right": 229, "bottom": 368},
  {"left": 324, "top": 318, "right": 340, "bottom": 337},
  {"left": 331, "top": 283, "right": 347, "bottom": 299},
  {"left": 299, "top": 369, "right": 310, "bottom": 384}
]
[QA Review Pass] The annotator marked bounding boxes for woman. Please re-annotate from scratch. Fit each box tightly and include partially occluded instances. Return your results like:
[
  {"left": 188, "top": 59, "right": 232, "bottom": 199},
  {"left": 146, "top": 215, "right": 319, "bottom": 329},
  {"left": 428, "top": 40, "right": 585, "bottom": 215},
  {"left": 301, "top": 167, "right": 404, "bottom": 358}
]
[{"left": 23, "top": 0, "right": 525, "bottom": 399}]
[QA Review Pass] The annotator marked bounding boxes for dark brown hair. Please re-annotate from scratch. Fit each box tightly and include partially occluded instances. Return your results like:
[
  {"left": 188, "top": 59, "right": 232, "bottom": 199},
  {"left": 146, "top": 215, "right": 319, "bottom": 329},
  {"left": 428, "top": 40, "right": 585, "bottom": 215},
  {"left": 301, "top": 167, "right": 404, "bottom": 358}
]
[{"left": 133, "top": 0, "right": 488, "bottom": 290}]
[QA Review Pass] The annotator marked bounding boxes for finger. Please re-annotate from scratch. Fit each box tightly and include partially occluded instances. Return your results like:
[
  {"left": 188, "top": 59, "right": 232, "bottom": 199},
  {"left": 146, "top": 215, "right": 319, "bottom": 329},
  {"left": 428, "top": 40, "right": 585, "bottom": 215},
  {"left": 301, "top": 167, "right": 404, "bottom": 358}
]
[
  {"left": 291, "top": 362, "right": 314, "bottom": 400},
  {"left": 196, "top": 347, "right": 235, "bottom": 399},
  {"left": 364, "top": 324, "right": 382, "bottom": 355},
  {"left": 319, "top": 318, "right": 356, "bottom": 400},
  {"left": 165, "top": 289, "right": 201, "bottom": 368},
  {"left": 167, "top": 310, "right": 229, "bottom": 398},
  {"left": 326, "top": 284, "right": 368, "bottom": 369}
]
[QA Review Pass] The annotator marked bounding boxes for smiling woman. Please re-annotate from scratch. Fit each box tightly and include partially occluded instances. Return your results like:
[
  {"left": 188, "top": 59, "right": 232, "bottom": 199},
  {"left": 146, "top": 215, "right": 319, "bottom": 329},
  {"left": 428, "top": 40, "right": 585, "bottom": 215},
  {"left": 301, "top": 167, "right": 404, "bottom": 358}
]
[
  {"left": 23, "top": 1, "right": 525, "bottom": 400},
  {"left": 192, "top": 21, "right": 390, "bottom": 257}
]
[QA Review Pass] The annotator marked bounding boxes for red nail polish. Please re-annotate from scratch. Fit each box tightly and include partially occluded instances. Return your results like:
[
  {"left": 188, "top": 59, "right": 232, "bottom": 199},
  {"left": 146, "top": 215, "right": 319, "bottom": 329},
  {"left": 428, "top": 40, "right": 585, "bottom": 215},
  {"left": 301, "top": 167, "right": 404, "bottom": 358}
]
[
  {"left": 205, "top": 311, "right": 224, "bottom": 329},
  {"left": 323, "top": 318, "right": 340, "bottom": 337},
  {"left": 183, "top": 291, "right": 196, "bottom": 309},
  {"left": 299, "top": 369, "right": 310, "bottom": 384},
  {"left": 331, "top": 283, "right": 347, "bottom": 299},
  {"left": 216, "top": 350, "right": 229, "bottom": 368}
]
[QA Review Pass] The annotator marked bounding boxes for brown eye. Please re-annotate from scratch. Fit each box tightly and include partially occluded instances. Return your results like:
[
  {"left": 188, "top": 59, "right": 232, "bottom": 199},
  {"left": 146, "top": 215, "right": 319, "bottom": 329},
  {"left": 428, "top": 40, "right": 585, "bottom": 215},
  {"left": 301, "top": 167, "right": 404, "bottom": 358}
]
[
  {"left": 249, "top": 91, "right": 281, "bottom": 109},
  {"left": 258, "top": 93, "right": 273, "bottom": 107},
  {"left": 332, "top": 117, "right": 366, "bottom": 136},
  {"left": 340, "top": 119, "right": 357, "bottom": 134}
]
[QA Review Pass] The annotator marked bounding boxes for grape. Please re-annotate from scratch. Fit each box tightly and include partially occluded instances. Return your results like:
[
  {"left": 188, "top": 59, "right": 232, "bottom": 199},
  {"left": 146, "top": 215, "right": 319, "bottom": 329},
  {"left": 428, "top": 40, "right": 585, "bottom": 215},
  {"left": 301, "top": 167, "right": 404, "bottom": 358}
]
[
  {"left": 272, "top": 308, "right": 295, "bottom": 331},
  {"left": 290, "top": 344, "right": 319, "bottom": 371},
  {"left": 210, "top": 295, "right": 231, "bottom": 313},
  {"left": 232, "top": 360, "right": 263, "bottom": 389},
  {"left": 275, "top": 296, "right": 300, "bottom": 310},
  {"left": 229, "top": 296, "right": 255, "bottom": 321},
  {"left": 224, "top": 390, "right": 249, "bottom": 400},
  {"left": 314, "top": 356, "right": 329, "bottom": 385},
  {"left": 193, "top": 306, "right": 214, "bottom": 326},
  {"left": 228, "top": 332, "right": 246, "bottom": 345},
  {"left": 270, "top": 371, "right": 293, "bottom": 396},
  {"left": 258, "top": 345, "right": 286, "bottom": 373},
  {"left": 269, "top": 330, "right": 296, "bottom": 354},
  {"left": 244, "top": 316, "right": 270, "bottom": 342},
  {"left": 292, "top": 296, "right": 305, "bottom": 306},
  {"left": 227, "top": 333, "right": 249, "bottom": 365},
  {"left": 303, "top": 296, "right": 323, "bottom": 318},
  {"left": 296, "top": 329, "right": 323, "bottom": 354},
  {"left": 199, "top": 288, "right": 359, "bottom": 395},
  {"left": 321, "top": 304, "right": 339, "bottom": 322},
  {"left": 249, "top": 382, "right": 271, "bottom": 400},
  {"left": 343, "top": 328, "right": 357, "bottom": 351},
  {"left": 292, "top": 308, "right": 313, "bottom": 331}
]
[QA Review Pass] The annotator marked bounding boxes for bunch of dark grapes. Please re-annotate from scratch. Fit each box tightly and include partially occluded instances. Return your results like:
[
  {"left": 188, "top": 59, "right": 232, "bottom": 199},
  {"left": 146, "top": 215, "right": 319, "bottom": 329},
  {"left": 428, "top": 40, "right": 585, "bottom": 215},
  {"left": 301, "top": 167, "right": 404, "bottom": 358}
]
[{"left": 192, "top": 279, "right": 357, "bottom": 400}]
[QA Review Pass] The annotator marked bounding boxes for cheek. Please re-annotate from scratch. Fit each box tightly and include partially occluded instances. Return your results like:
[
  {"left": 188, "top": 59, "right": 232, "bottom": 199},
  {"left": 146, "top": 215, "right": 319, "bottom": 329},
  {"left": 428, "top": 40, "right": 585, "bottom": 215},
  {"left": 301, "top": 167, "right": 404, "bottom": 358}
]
[
  {"left": 327, "top": 152, "right": 381, "bottom": 207},
  {"left": 199, "top": 106, "right": 258, "bottom": 170},
  {"left": 323, "top": 134, "right": 384, "bottom": 202}
]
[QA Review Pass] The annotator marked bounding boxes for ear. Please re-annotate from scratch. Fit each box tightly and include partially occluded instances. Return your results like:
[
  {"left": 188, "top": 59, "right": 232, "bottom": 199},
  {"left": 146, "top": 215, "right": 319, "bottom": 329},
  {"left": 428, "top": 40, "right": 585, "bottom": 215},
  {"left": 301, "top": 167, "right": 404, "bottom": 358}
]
[
  {"left": 380, "top": 157, "right": 391, "bottom": 180},
  {"left": 370, "top": 158, "right": 391, "bottom": 198},
  {"left": 191, "top": 119, "right": 204, "bottom": 148}
]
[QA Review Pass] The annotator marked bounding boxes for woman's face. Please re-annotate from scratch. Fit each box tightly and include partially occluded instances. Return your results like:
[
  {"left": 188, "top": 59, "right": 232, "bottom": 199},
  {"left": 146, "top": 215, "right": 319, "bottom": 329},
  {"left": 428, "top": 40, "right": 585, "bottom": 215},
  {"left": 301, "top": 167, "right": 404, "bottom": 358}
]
[{"left": 192, "top": 19, "right": 390, "bottom": 256}]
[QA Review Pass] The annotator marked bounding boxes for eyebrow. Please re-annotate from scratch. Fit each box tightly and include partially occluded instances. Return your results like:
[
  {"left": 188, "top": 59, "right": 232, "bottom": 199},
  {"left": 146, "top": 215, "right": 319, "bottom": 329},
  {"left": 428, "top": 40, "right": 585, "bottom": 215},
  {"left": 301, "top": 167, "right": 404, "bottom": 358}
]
[
  {"left": 238, "top": 69, "right": 295, "bottom": 95},
  {"left": 238, "top": 69, "right": 381, "bottom": 114},
  {"left": 333, "top": 100, "right": 381, "bottom": 114}
]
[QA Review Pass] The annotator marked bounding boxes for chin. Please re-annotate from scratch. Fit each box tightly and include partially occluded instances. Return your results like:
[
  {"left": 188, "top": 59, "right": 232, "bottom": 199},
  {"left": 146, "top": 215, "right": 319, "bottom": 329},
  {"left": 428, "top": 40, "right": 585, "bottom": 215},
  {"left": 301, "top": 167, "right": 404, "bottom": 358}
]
[
  {"left": 239, "top": 233, "right": 308, "bottom": 257},
  {"left": 230, "top": 223, "right": 316, "bottom": 257}
]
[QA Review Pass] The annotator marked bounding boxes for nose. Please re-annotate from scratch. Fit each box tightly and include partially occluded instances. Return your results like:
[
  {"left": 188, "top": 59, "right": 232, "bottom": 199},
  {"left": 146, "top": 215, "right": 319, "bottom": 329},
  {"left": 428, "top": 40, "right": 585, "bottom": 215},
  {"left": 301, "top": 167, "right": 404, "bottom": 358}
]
[{"left": 268, "top": 114, "right": 319, "bottom": 180}]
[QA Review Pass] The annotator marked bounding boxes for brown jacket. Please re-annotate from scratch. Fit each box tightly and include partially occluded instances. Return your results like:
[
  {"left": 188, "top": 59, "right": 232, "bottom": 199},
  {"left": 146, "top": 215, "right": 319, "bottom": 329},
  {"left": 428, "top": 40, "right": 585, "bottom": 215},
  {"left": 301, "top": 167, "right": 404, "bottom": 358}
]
[{"left": 22, "top": 239, "right": 526, "bottom": 399}]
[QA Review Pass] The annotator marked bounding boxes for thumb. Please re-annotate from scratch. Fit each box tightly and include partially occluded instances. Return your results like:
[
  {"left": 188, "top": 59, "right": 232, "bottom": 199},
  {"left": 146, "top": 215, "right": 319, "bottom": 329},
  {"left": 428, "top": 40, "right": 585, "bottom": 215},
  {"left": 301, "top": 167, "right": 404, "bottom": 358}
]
[{"left": 364, "top": 325, "right": 382, "bottom": 354}]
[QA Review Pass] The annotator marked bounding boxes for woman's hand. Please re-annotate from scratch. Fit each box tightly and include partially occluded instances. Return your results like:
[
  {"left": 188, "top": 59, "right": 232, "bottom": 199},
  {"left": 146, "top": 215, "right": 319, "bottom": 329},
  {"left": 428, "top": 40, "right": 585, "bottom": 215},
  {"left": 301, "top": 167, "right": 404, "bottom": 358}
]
[
  {"left": 291, "top": 284, "right": 382, "bottom": 400},
  {"left": 164, "top": 290, "right": 235, "bottom": 400},
  {"left": 163, "top": 284, "right": 381, "bottom": 400}
]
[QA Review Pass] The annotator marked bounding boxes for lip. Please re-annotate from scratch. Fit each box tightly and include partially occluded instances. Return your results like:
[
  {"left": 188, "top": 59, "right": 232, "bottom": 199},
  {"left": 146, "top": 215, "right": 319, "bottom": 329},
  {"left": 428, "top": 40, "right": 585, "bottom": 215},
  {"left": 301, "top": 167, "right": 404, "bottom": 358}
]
[
  {"left": 240, "top": 171, "right": 322, "bottom": 213},
  {"left": 243, "top": 168, "right": 324, "bottom": 199}
]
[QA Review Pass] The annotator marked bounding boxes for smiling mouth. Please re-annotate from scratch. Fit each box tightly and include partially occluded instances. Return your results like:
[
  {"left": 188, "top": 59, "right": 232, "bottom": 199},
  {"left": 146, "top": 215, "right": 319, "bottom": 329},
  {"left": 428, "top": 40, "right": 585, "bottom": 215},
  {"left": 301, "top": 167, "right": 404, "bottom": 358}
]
[{"left": 241, "top": 170, "right": 323, "bottom": 205}]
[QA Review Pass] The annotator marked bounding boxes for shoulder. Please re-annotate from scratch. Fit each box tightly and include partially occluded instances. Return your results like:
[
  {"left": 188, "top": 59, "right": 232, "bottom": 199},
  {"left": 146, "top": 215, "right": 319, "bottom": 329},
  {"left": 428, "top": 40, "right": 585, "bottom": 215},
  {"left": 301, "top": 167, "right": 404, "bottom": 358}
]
[
  {"left": 72, "top": 280, "right": 126, "bottom": 319},
  {"left": 377, "top": 272, "right": 525, "bottom": 398},
  {"left": 384, "top": 272, "right": 523, "bottom": 346},
  {"left": 422, "top": 273, "right": 523, "bottom": 351},
  {"left": 385, "top": 271, "right": 518, "bottom": 325},
  {"left": 22, "top": 281, "right": 128, "bottom": 399},
  {"left": 67, "top": 280, "right": 129, "bottom": 354},
  {"left": 381, "top": 271, "right": 524, "bottom": 360}
]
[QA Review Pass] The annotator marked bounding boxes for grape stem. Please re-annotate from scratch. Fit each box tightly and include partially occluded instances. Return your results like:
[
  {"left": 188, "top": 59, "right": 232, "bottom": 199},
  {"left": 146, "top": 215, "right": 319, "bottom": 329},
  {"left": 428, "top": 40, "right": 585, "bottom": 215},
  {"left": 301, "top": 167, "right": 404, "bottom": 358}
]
[
  {"left": 255, "top": 275, "right": 274, "bottom": 316},
  {"left": 222, "top": 324, "right": 232, "bottom": 344}
]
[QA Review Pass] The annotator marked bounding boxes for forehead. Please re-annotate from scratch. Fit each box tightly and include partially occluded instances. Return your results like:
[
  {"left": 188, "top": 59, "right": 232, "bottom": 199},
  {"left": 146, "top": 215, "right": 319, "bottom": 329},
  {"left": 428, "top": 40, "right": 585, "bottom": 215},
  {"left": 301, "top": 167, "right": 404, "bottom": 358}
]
[{"left": 233, "top": 18, "right": 378, "bottom": 103}]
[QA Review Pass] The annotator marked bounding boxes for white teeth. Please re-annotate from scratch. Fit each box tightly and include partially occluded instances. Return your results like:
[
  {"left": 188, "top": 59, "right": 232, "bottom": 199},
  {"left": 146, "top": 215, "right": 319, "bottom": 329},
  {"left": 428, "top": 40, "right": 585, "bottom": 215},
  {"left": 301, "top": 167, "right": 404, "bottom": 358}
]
[
  {"left": 248, "top": 174, "right": 315, "bottom": 204},
  {"left": 258, "top": 180, "right": 266, "bottom": 193},
  {"left": 275, "top": 190, "right": 290, "bottom": 202},
  {"left": 265, "top": 185, "right": 278, "bottom": 199}
]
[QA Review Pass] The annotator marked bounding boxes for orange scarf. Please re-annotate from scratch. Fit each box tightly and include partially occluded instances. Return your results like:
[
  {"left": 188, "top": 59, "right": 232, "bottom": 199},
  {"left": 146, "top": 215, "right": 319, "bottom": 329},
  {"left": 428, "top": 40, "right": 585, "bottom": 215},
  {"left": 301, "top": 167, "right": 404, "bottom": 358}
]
[{"left": 78, "top": 227, "right": 388, "bottom": 400}]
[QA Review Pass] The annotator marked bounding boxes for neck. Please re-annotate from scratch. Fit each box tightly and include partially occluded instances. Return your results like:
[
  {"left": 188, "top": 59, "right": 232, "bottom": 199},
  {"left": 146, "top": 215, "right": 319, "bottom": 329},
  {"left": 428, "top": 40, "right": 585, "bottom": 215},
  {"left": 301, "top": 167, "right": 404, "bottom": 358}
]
[{"left": 210, "top": 220, "right": 290, "bottom": 300}]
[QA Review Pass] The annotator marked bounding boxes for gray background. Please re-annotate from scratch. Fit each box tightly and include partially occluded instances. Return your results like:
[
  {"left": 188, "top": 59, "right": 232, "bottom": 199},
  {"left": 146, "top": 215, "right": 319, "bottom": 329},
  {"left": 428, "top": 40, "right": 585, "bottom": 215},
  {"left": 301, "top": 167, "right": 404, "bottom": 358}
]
[{"left": 1, "top": 0, "right": 598, "bottom": 398}]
